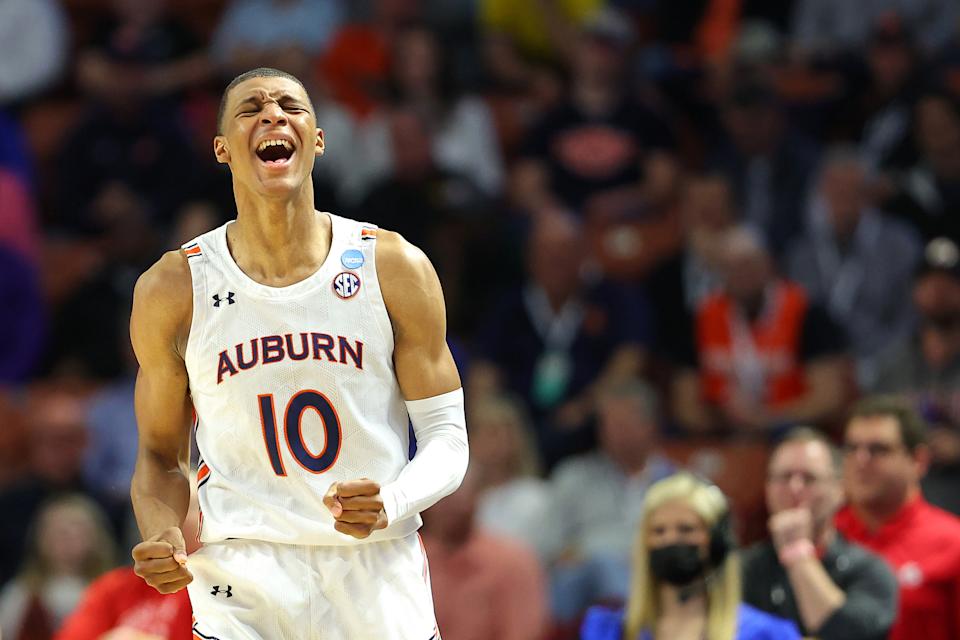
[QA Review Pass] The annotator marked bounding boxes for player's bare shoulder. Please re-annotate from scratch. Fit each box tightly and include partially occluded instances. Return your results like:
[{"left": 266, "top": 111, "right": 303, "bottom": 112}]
[
  {"left": 131, "top": 249, "right": 194, "bottom": 358},
  {"left": 374, "top": 230, "right": 443, "bottom": 316}
]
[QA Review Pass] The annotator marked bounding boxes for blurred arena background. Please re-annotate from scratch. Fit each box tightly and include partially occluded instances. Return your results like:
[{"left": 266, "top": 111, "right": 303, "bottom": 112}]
[{"left": 2, "top": 0, "right": 960, "bottom": 638}]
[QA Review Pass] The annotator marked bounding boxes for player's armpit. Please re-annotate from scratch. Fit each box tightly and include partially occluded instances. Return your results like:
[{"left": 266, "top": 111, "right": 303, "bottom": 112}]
[{"left": 375, "top": 231, "right": 461, "bottom": 400}]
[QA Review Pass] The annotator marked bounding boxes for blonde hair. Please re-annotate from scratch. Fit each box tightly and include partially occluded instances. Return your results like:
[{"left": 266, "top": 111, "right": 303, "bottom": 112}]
[
  {"left": 20, "top": 493, "right": 118, "bottom": 591},
  {"left": 469, "top": 394, "right": 542, "bottom": 478},
  {"left": 624, "top": 473, "right": 740, "bottom": 640}
]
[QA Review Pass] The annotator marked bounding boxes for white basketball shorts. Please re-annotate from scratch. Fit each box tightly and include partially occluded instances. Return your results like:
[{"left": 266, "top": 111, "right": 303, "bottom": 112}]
[{"left": 186, "top": 534, "right": 440, "bottom": 640}]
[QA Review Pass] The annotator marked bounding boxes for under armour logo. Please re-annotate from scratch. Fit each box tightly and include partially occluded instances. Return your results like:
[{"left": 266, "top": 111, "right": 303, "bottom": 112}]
[
  {"left": 211, "top": 585, "right": 233, "bottom": 597},
  {"left": 212, "top": 292, "right": 235, "bottom": 307}
]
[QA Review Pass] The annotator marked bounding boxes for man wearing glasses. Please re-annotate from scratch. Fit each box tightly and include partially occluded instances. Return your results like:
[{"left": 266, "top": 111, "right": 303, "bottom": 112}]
[
  {"left": 742, "top": 427, "right": 896, "bottom": 640},
  {"left": 836, "top": 396, "right": 960, "bottom": 640}
]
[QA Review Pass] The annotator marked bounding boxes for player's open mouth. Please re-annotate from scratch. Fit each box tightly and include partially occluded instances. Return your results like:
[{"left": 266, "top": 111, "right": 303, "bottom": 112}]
[{"left": 255, "top": 138, "right": 295, "bottom": 167}]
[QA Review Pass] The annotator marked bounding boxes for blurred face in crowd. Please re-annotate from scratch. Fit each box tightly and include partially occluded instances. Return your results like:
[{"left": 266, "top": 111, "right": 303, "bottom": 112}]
[
  {"left": 646, "top": 500, "right": 710, "bottom": 553},
  {"left": 37, "top": 501, "right": 100, "bottom": 575},
  {"left": 720, "top": 230, "right": 772, "bottom": 307},
  {"left": 393, "top": 28, "right": 440, "bottom": 95},
  {"left": 388, "top": 109, "right": 434, "bottom": 181},
  {"left": 844, "top": 415, "right": 927, "bottom": 514},
  {"left": 572, "top": 33, "right": 625, "bottom": 86},
  {"left": 683, "top": 175, "right": 735, "bottom": 262},
  {"left": 30, "top": 394, "right": 89, "bottom": 486},
  {"left": 766, "top": 440, "right": 842, "bottom": 534},
  {"left": 913, "top": 271, "right": 960, "bottom": 369},
  {"left": 820, "top": 159, "right": 867, "bottom": 240},
  {"left": 527, "top": 215, "right": 584, "bottom": 304},
  {"left": 214, "top": 76, "right": 324, "bottom": 200},
  {"left": 722, "top": 101, "right": 781, "bottom": 156},
  {"left": 915, "top": 96, "right": 960, "bottom": 178},
  {"left": 867, "top": 38, "right": 914, "bottom": 95},
  {"left": 597, "top": 394, "right": 657, "bottom": 472},
  {"left": 469, "top": 404, "right": 526, "bottom": 478}
]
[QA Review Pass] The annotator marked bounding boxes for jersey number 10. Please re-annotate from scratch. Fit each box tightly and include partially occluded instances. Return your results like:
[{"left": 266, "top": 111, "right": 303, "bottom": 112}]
[{"left": 257, "top": 390, "right": 342, "bottom": 475}]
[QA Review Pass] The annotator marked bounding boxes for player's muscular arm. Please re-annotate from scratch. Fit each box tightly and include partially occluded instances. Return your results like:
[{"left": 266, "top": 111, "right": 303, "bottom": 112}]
[
  {"left": 323, "top": 232, "right": 468, "bottom": 538},
  {"left": 129, "top": 250, "right": 195, "bottom": 593},
  {"left": 378, "top": 231, "right": 461, "bottom": 399}
]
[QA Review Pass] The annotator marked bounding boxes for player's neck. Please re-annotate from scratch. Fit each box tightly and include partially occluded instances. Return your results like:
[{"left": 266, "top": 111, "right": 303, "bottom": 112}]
[{"left": 228, "top": 190, "right": 331, "bottom": 285}]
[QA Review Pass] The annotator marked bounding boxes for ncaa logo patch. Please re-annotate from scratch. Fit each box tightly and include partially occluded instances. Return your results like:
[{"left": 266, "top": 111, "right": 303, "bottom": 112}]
[
  {"left": 340, "top": 248, "right": 365, "bottom": 270},
  {"left": 333, "top": 272, "right": 361, "bottom": 299}
]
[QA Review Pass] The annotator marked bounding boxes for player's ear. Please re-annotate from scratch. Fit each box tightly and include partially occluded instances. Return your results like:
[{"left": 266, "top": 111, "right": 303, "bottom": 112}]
[
  {"left": 213, "top": 135, "right": 230, "bottom": 164},
  {"left": 315, "top": 128, "right": 324, "bottom": 157}
]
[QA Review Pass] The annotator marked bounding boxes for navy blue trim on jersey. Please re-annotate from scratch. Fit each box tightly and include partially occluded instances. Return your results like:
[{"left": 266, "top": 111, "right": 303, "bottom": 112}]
[{"left": 192, "top": 623, "right": 222, "bottom": 640}]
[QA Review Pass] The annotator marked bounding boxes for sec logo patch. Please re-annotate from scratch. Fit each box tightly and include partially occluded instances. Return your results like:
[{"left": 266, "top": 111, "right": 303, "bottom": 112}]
[{"left": 333, "top": 272, "right": 361, "bottom": 299}]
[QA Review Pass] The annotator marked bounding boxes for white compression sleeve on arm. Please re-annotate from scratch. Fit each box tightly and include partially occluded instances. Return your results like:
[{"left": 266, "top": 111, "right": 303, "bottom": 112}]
[{"left": 379, "top": 388, "right": 468, "bottom": 525}]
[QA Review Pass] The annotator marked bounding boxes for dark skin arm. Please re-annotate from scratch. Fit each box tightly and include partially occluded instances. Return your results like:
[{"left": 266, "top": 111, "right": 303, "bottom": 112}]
[{"left": 129, "top": 250, "right": 195, "bottom": 594}]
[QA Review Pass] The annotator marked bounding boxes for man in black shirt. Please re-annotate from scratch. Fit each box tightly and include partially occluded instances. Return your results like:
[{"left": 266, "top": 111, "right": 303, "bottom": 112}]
[{"left": 741, "top": 427, "right": 897, "bottom": 640}]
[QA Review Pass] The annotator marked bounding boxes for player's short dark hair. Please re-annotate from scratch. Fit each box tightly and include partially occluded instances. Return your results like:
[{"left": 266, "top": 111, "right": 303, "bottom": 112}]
[
  {"left": 217, "top": 67, "right": 309, "bottom": 135},
  {"left": 847, "top": 395, "right": 928, "bottom": 452},
  {"left": 773, "top": 426, "right": 842, "bottom": 475}
]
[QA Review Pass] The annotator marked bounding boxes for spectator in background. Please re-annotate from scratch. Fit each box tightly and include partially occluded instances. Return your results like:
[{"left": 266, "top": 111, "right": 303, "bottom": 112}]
[
  {"left": 837, "top": 396, "right": 960, "bottom": 640},
  {"left": 790, "top": 3, "right": 959, "bottom": 59},
  {"left": 0, "top": 390, "right": 123, "bottom": 587},
  {"left": 882, "top": 91, "right": 960, "bottom": 243},
  {"left": 872, "top": 237, "right": 960, "bottom": 513},
  {"left": 55, "top": 475, "right": 201, "bottom": 640},
  {"left": 647, "top": 173, "right": 737, "bottom": 364},
  {"left": 833, "top": 16, "right": 924, "bottom": 173},
  {"left": 54, "top": 89, "right": 202, "bottom": 236},
  {"left": 212, "top": 0, "right": 344, "bottom": 73},
  {"left": 470, "top": 394, "right": 552, "bottom": 557},
  {"left": 511, "top": 14, "right": 677, "bottom": 219},
  {"left": 0, "top": 246, "right": 45, "bottom": 383},
  {"left": 712, "top": 78, "right": 820, "bottom": 255},
  {"left": 787, "top": 149, "right": 921, "bottom": 387},
  {"left": 320, "top": 0, "right": 421, "bottom": 120},
  {"left": 479, "top": 0, "right": 603, "bottom": 64},
  {"left": 545, "top": 378, "right": 675, "bottom": 623},
  {"left": 672, "top": 227, "right": 848, "bottom": 435},
  {"left": 581, "top": 473, "right": 800, "bottom": 640},
  {"left": 364, "top": 25, "right": 505, "bottom": 197},
  {"left": 421, "top": 470, "right": 549, "bottom": 640},
  {"left": 0, "top": 110, "right": 35, "bottom": 188},
  {"left": 0, "top": 169, "right": 41, "bottom": 263},
  {"left": 741, "top": 428, "right": 897, "bottom": 640},
  {"left": 0, "top": 0, "right": 67, "bottom": 104},
  {"left": 77, "top": 0, "right": 211, "bottom": 106},
  {"left": 44, "top": 183, "right": 156, "bottom": 379},
  {"left": 470, "top": 212, "right": 651, "bottom": 468},
  {"left": 0, "top": 494, "right": 118, "bottom": 639}
]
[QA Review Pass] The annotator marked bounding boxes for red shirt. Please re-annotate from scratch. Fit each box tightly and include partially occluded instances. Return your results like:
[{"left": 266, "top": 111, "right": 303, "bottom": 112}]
[
  {"left": 421, "top": 530, "right": 549, "bottom": 640},
  {"left": 54, "top": 567, "right": 192, "bottom": 640},
  {"left": 835, "top": 497, "right": 960, "bottom": 640}
]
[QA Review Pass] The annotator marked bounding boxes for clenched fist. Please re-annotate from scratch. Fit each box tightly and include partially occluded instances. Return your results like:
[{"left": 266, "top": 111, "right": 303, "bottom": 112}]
[
  {"left": 324, "top": 479, "right": 388, "bottom": 539},
  {"left": 768, "top": 507, "right": 814, "bottom": 551},
  {"left": 132, "top": 526, "right": 193, "bottom": 594}
]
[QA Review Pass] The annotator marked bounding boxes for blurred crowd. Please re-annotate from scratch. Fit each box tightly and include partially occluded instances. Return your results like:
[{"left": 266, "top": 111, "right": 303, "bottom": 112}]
[{"left": 4, "top": 0, "right": 960, "bottom": 638}]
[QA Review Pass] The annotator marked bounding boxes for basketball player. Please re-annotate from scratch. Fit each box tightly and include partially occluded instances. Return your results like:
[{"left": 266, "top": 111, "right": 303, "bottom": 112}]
[{"left": 128, "top": 68, "right": 468, "bottom": 640}]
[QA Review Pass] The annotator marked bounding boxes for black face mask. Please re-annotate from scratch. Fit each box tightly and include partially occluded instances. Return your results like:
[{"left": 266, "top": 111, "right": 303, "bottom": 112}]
[{"left": 649, "top": 543, "right": 706, "bottom": 586}]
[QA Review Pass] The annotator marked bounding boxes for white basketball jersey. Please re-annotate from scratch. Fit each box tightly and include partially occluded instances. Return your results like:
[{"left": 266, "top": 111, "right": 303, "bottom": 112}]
[{"left": 182, "top": 213, "right": 419, "bottom": 546}]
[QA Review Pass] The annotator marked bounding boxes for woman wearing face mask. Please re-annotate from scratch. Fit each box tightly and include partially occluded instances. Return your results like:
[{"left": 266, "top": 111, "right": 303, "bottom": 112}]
[{"left": 581, "top": 473, "right": 800, "bottom": 640}]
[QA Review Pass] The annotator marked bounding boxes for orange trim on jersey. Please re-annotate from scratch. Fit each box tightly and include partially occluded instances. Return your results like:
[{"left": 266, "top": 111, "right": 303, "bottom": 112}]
[
  {"left": 184, "top": 245, "right": 202, "bottom": 256},
  {"left": 197, "top": 464, "right": 210, "bottom": 483},
  {"left": 360, "top": 228, "right": 377, "bottom": 240}
]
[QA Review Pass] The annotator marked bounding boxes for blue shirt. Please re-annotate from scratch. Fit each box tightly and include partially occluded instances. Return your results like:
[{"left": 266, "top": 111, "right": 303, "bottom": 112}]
[{"left": 581, "top": 603, "right": 801, "bottom": 640}]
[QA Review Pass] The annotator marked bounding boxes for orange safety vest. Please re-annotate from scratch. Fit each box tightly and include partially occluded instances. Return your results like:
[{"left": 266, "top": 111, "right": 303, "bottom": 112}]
[{"left": 697, "top": 282, "right": 809, "bottom": 408}]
